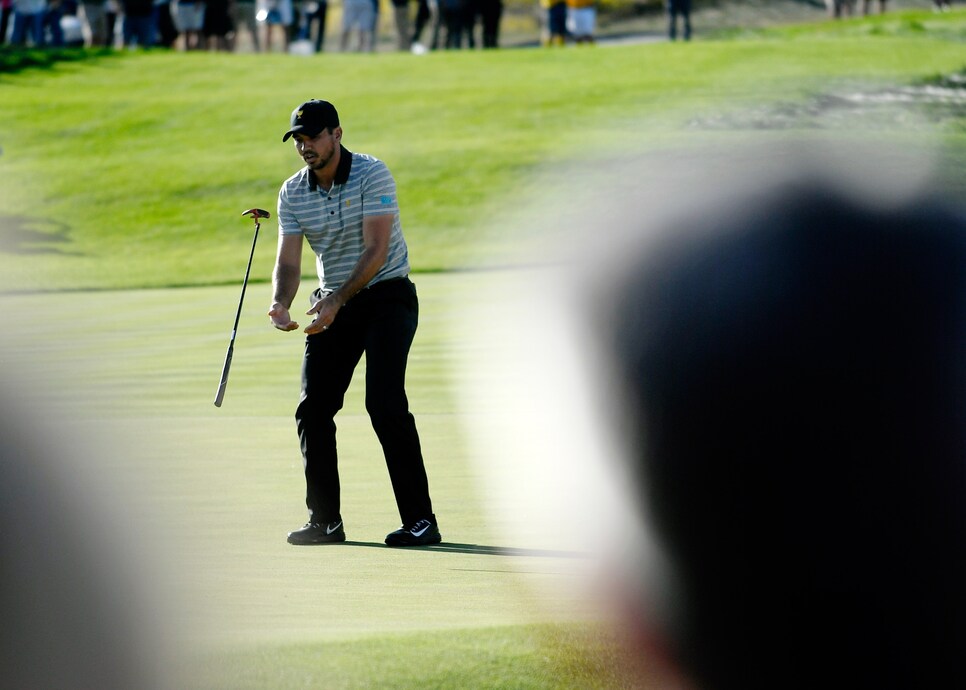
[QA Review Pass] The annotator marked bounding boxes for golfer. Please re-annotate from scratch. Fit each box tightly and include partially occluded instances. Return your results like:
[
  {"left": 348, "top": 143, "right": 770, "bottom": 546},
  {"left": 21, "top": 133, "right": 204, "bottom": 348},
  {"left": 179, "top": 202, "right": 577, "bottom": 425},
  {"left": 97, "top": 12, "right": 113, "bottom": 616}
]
[{"left": 269, "top": 99, "right": 441, "bottom": 547}]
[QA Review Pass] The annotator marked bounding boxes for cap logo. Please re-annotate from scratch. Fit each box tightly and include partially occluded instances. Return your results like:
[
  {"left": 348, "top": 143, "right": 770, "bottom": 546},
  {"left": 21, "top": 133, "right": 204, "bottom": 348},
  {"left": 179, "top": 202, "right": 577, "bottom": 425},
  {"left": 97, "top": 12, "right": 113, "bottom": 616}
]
[{"left": 296, "top": 110, "right": 304, "bottom": 118}]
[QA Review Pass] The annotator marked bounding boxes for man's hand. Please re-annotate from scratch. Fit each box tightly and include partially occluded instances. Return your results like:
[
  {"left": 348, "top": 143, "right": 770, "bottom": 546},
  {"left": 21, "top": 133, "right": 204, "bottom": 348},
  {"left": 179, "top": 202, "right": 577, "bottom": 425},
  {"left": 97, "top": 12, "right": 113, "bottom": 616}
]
[
  {"left": 269, "top": 302, "right": 300, "bottom": 331},
  {"left": 304, "top": 293, "right": 344, "bottom": 335}
]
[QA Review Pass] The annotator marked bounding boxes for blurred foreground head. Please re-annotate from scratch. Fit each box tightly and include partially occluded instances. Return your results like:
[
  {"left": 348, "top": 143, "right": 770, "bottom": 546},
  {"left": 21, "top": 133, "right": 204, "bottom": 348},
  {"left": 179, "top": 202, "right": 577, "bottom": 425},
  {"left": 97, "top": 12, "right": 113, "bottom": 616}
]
[{"left": 604, "top": 179, "right": 966, "bottom": 689}]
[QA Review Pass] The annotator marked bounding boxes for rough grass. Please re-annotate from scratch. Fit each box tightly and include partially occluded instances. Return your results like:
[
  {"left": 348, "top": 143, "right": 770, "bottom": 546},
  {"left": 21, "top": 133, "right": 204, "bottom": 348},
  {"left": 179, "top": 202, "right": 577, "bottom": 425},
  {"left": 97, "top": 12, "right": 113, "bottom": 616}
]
[{"left": 1, "top": 9, "right": 964, "bottom": 293}]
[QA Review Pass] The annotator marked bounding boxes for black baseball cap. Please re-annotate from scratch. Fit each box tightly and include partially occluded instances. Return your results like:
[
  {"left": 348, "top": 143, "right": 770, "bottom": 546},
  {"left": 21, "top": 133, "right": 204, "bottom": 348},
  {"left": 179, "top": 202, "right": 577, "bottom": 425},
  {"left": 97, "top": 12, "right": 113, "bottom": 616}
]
[{"left": 282, "top": 100, "right": 340, "bottom": 142}]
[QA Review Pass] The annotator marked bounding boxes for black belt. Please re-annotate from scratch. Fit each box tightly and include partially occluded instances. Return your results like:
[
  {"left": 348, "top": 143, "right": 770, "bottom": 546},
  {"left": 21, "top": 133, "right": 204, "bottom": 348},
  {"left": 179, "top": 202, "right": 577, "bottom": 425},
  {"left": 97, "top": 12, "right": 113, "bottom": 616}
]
[{"left": 313, "top": 276, "right": 409, "bottom": 303}]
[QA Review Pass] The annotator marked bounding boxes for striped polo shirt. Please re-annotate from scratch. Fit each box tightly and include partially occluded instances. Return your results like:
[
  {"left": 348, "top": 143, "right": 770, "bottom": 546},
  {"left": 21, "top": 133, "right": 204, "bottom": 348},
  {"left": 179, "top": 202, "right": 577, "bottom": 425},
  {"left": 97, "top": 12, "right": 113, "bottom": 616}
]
[{"left": 277, "top": 145, "right": 410, "bottom": 293}]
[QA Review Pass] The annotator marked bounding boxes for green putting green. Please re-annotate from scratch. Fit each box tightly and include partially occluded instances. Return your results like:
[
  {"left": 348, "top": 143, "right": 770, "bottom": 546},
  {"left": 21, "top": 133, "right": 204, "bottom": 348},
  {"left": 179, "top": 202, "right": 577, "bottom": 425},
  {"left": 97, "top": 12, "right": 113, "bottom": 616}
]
[{"left": 0, "top": 275, "right": 615, "bottom": 688}]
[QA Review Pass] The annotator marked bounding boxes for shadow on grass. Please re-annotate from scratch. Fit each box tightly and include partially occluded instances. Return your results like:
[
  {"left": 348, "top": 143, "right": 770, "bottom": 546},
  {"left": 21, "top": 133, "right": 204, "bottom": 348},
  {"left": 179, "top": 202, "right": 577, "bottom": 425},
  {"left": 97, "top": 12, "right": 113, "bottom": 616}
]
[
  {"left": 0, "top": 215, "right": 80, "bottom": 256},
  {"left": 0, "top": 214, "right": 79, "bottom": 255},
  {"left": 0, "top": 46, "right": 120, "bottom": 75},
  {"left": 344, "top": 541, "right": 587, "bottom": 558}
]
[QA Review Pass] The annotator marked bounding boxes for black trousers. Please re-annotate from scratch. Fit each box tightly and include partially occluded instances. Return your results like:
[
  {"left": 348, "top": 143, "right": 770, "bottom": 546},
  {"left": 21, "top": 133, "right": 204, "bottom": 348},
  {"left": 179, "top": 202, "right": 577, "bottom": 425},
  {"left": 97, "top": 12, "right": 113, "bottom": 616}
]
[
  {"left": 479, "top": 0, "right": 501, "bottom": 48},
  {"left": 667, "top": 0, "right": 691, "bottom": 40},
  {"left": 295, "top": 277, "right": 434, "bottom": 526}
]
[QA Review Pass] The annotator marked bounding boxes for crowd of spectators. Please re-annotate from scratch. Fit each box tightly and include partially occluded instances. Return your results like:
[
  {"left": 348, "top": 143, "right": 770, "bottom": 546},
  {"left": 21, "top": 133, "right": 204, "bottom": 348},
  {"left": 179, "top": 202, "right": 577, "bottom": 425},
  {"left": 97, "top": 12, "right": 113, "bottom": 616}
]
[
  {"left": 0, "top": 0, "right": 513, "bottom": 51},
  {"left": 1, "top": 0, "right": 948, "bottom": 51},
  {"left": 825, "top": 0, "right": 889, "bottom": 17}
]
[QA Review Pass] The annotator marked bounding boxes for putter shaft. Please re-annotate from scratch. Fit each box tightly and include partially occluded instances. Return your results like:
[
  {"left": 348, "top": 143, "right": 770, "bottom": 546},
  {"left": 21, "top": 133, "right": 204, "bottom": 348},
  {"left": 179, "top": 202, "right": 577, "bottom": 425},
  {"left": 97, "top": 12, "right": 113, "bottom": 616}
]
[{"left": 215, "top": 210, "right": 270, "bottom": 407}]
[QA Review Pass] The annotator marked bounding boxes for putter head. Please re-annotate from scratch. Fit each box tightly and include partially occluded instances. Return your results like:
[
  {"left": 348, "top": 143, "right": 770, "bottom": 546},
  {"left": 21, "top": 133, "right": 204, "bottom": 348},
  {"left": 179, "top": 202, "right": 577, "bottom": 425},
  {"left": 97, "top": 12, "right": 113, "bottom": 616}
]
[{"left": 241, "top": 208, "right": 271, "bottom": 220}]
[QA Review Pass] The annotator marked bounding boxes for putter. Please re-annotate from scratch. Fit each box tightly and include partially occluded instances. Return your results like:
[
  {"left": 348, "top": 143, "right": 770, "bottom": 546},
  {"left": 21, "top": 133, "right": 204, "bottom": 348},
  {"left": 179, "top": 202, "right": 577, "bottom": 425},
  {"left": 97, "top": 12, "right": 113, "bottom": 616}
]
[{"left": 214, "top": 208, "right": 271, "bottom": 407}]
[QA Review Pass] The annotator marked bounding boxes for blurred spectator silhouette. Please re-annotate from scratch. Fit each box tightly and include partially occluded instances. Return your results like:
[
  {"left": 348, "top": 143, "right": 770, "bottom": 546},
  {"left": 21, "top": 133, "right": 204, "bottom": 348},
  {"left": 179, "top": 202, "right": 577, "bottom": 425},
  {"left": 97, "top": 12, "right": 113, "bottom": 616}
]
[
  {"left": 203, "top": 0, "right": 231, "bottom": 48},
  {"left": 826, "top": 0, "right": 854, "bottom": 18},
  {"left": 339, "top": 0, "right": 372, "bottom": 50},
  {"left": 390, "top": 0, "right": 409, "bottom": 49},
  {"left": 10, "top": 0, "right": 46, "bottom": 46},
  {"left": 230, "top": 0, "right": 260, "bottom": 49},
  {"left": 173, "top": 0, "right": 205, "bottom": 47},
  {"left": 80, "top": 0, "right": 109, "bottom": 43},
  {"left": 858, "top": 0, "right": 887, "bottom": 14},
  {"left": 41, "top": 0, "right": 64, "bottom": 44},
  {"left": 564, "top": 0, "right": 593, "bottom": 43},
  {"left": 410, "top": 0, "right": 438, "bottom": 50},
  {"left": 600, "top": 175, "right": 966, "bottom": 690},
  {"left": 445, "top": 0, "right": 498, "bottom": 49},
  {"left": 121, "top": 0, "right": 154, "bottom": 45},
  {"left": 0, "top": 384, "right": 176, "bottom": 689},
  {"left": 540, "top": 0, "right": 565, "bottom": 46},
  {"left": 475, "top": 0, "right": 500, "bottom": 47},
  {"left": 439, "top": 0, "right": 462, "bottom": 47},
  {"left": 156, "top": 0, "right": 179, "bottom": 47},
  {"left": 666, "top": 0, "right": 689, "bottom": 40},
  {"left": 105, "top": 0, "right": 118, "bottom": 44},
  {"left": 370, "top": 0, "right": 379, "bottom": 47},
  {"left": 257, "top": 0, "right": 291, "bottom": 50},
  {"left": 0, "top": 0, "right": 12, "bottom": 43},
  {"left": 60, "top": 0, "right": 87, "bottom": 45},
  {"left": 304, "top": 0, "right": 326, "bottom": 50}
]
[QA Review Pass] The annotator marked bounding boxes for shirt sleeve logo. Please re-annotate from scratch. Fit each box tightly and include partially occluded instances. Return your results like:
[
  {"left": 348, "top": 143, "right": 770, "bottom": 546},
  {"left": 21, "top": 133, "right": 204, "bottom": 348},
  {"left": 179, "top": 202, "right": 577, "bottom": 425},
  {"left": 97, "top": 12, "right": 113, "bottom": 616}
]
[{"left": 380, "top": 195, "right": 393, "bottom": 205}]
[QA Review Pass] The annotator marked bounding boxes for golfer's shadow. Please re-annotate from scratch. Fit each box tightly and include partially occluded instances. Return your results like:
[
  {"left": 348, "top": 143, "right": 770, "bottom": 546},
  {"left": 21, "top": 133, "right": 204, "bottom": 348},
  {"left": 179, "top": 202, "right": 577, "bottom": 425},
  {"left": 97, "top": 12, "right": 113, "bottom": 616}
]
[{"left": 343, "top": 541, "right": 586, "bottom": 558}]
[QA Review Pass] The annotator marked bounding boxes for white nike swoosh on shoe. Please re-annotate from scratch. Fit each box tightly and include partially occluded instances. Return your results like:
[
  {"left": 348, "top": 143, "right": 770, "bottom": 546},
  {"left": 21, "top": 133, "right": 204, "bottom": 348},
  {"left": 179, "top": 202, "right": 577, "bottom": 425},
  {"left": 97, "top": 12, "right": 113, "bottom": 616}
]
[
  {"left": 326, "top": 521, "right": 343, "bottom": 535},
  {"left": 412, "top": 524, "right": 431, "bottom": 537}
]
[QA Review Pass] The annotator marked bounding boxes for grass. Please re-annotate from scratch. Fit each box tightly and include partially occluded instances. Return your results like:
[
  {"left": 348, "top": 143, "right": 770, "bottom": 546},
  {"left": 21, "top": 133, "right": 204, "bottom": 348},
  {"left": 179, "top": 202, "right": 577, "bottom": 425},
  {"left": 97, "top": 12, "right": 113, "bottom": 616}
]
[
  {"left": 1, "top": 8, "right": 964, "bottom": 292},
  {"left": 0, "top": 274, "right": 625, "bottom": 689},
  {"left": 0, "top": 45, "right": 117, "bottom": 73},
  {"left": 0, "top": 7, "right": 964, "bottom": 688},
  {"left": 189, "top": 623, "right": 632, "bottom": 689}
]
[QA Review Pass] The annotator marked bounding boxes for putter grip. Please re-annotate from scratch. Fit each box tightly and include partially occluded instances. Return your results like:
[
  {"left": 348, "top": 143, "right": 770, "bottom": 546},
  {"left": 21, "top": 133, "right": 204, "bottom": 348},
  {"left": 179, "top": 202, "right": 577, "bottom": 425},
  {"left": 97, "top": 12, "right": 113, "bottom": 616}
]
[{"left": 214, "top": 342, "right": 234, "bottom": 407}]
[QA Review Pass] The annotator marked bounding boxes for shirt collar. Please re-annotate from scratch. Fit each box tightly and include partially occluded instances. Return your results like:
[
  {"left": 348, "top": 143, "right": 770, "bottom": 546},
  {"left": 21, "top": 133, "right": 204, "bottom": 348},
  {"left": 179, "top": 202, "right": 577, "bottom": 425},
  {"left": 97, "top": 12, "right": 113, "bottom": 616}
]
[{"left": 308, "top": 145, "right": 353, "bottom": 191}]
